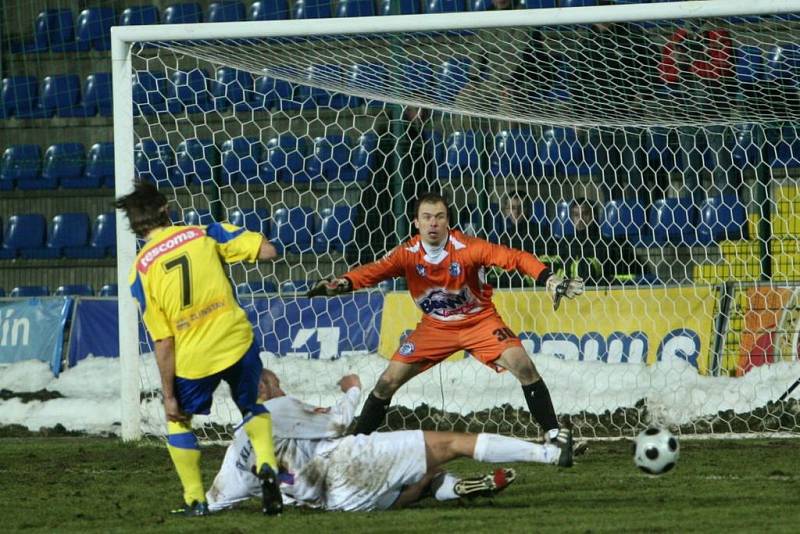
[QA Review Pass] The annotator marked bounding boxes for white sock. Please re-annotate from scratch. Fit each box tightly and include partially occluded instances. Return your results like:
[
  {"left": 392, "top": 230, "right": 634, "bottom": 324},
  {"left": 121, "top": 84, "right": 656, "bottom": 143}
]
[
  {"left": 432, "top": 472, "right": 460, "bottom": 501},
  {"left": 473, "top": 433, "right": 560, "bottom": 465}
]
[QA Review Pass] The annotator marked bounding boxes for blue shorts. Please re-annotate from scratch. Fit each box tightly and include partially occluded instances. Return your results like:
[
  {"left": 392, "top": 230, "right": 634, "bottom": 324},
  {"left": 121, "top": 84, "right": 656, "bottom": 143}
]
[{"left": 174, "top": 342, "right": 267, "bottom": 417}]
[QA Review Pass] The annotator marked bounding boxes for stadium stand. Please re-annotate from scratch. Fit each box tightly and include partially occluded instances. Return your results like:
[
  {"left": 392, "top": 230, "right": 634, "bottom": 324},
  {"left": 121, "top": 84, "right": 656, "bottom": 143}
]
[
  {"left": 10, "top": 286, "right": 50, "bottom": 298},
  {"left": 281, "top": 280, "right": 313, "bottom": 293},
  {"left": 175, "top": 138, "right": 220, "bottom": 185},
  {"left": 307, "top": 135, "right": 354, "bottom": 181},
  {"left": 40, "top": 74, "right": 83, "bottom": 118},
  {"left": 228, "top": 207, "right": 270, "bottom": 234},
  {"left": 380, "top": 0, "right": 420, "bottom": 15},
  {"left": 23, "top": 213, "right": 90, "bottom": 260},
  {"left": 236, "top": 281, "right": 278, "bottom": 295},
  {"left": 252, "top": 75, "right": 297, "bottom": 111},
  {"left": 134, "top": 140, "right": 174, "bottom": 184},
  {"left": 132, "top": 71, "right": 167, "bottom": 116},
  {"left": 425, "top": 0, "right": 466, "bottom": 14},
  {"left": 40, "top": 143, "right": 86, "bottom": 190},
  {"left": 552, "top": 201, "right": 576, "bottom": 239},
  {"left": 99, "top": 284, "right": 118, "bottom": 297},
  {"left": 600, "top": 200, "right": 648, "bottom": 242},
  {"left": 164, "top": 3, "right": 204, "bottom": 24},
  {"left": 650, "top": 197, "right": 698, "bottom": 246},
  {"left": 167, "top": 69, "right": 213, "bottom": 113},
  {"left": 261, "top": 135, "right": 308, "bottom": 183},
  {"left": 337, "top": 0, "right": 376, "bottom": 17},
  {"left": 1, "top": 76, "right": 41, "bottom": 118},
  {"left": 120, "top": 5, "right": 160, "bottom": 25},
  {"left": 293, "top": 0, "right": 333, "bottom": 19},
  {"left": 314, "top": 206, "right": 358, "bottom": 253},
  {"left": 76, "top": 7, "right": 115, "bottom": 51},
  {"left": 490, "top": 129, "right": 540, "bottom": 178},
  {"left": 270, "top": 207, "right": 314, "bottom": 253},
  {"left": 55, "top": 284, "right": 95, "bottom": 297},
  {"left": 213, "top": 68, "right": 255, "bottom": 111},
  {"left": 249, "top": 0, "right": 290, "bottom": 20},
  {"left": 80, "top": 73, "right": 113, "bottom": 117},
  {"left": 84, "top": 143, "right": 115, "bottom": 189},
  {"left": 1, "top": 145, "right": 41, "bottom": 190},
  {"left": 221, "top": 137, "right": 265, "bottom": 185},
  {"left": 208, "top": 1, "right": 247, "bottom": 22}
]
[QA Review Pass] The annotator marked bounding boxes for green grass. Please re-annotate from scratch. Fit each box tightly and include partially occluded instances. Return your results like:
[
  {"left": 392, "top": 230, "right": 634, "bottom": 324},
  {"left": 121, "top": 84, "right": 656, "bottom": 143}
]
[{"left": 2, "top": 437, "right": 799, "bottom": 533}]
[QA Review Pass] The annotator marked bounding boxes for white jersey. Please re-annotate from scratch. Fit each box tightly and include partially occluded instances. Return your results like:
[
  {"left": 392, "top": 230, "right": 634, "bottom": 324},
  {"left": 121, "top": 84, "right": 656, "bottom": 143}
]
[{"left": 206, "top": 387, "right": 428, "bottom": 512}]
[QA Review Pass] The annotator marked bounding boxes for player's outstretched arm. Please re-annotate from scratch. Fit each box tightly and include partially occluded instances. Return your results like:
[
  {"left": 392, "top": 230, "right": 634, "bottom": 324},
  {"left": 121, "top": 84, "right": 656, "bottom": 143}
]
[{"left": 308, "top": 247, "right": 406, "bottom": 297}]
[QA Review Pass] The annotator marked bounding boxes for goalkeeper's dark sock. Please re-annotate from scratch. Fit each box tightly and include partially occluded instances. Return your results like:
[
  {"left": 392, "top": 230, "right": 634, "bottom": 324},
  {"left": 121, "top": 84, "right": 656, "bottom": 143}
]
[
  {"left": 521, "top": 380, "right": 559, "bottom": 436},
  {"left": 353, "top": 392, "right": 391, "bottom": 435}
]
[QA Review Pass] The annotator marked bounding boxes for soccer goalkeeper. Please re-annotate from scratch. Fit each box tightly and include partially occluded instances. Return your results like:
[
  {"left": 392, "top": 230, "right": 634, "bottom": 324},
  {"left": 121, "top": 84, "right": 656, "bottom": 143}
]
[
  {"left": 116, "top": 182, "right": 282, "bottom": 517},
  {"left": 308, "top": 192, "right": 584, "bottom": 454}
]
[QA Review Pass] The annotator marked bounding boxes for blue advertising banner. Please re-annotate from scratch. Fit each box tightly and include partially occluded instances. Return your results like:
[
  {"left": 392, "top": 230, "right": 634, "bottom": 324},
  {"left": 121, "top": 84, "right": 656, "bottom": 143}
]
[
  {"left": 0, "top": 297, "right": 71, "bottom": 376},
  {"left": 68, "top": 299, "right": 119, "bottom": 366}
]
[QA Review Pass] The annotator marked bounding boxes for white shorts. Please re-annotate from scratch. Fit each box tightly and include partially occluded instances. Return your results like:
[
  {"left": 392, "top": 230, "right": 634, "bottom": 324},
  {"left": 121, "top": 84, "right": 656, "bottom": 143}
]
[{"left": 322, "top": 430, "right": 428, "bottom": 512}]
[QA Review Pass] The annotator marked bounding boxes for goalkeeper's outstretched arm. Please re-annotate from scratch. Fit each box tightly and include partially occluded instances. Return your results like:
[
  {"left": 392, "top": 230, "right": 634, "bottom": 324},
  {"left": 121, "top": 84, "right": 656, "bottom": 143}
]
[{"left": 307, "top": 246, "right": 405, "bottom": 297}]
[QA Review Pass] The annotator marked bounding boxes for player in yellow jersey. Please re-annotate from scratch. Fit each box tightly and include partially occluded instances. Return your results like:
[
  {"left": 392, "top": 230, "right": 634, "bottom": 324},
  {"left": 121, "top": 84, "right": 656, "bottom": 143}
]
[{"left": 116, "top": 181, "right": 282, "bottom": 517}]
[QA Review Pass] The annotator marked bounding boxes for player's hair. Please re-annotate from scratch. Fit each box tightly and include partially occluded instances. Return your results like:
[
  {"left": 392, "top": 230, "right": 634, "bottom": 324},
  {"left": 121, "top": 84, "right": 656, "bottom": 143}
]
[
  {"left": 114, "top": 180, "right": 171, "bottom": 238},
  {"left": 413, "top": 191, "right": 450, "bottom": 220}
]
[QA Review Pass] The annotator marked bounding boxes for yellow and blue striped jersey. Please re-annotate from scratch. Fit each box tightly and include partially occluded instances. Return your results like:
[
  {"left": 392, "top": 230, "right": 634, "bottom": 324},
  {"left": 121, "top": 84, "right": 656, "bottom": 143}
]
[{"left": 128, "top": 223, "right": 263, "bottom": 379}]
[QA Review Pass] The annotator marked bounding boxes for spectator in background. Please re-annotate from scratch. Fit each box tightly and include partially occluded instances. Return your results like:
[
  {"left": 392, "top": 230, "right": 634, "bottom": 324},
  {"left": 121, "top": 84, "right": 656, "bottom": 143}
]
[
  {"left": 659, "top": 27, "right": 736, "bottom": 201},
  {"left": 557, "top": 198, "right": 643, "bottom": 286}
]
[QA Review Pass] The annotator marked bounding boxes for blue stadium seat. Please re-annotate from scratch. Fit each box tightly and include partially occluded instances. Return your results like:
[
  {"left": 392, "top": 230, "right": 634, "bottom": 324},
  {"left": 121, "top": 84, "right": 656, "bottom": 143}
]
[
  {"left": 470, "top": 0, "right": 493, "bottom": 10},
  {"left": 767, "top": 44, "right": 800, "bottom": 85},
  {"left": 552, "top": 201, "right": 575, "bottom": 239},
  {"left": 649, "top": 197, "right": 697, "bottom": 246},
  {"left": 600, "top": 200, "right": 648, "bottom": 243},
  {"left": 351, "top": 133, "right": 379, "bottom": 182},
  {"left": 490, "top": 129, "right": 540, "bottom": 178},
  {"left": 281, "top": 280, "right": 312, "bottom": 294},
  {"left": 269, "top": 207, "right": 314, "bottom": 253},
  {"left": 0, "top": 214, "right": 47, "bottom": 259},
  {"left": 732, "top": 124, "right": 761, "bottom": 171},
  {"left": 0, "top": 145, "right": 41, "bottom": 191},
  {"left": 99, "top": 284, "right": 118, "bottom": 297},
  {"left": 424, "top": 0, "right": 465, "bottom": 13},
  {"left": 439, "top": 131, "right": 478, "bottom": 179},
  {"left": 135, "top": 140, "right": 175, "bottom": 185},
  {"left": 647, "top": 127, "right": 681, "bottom": 173},
  {"left": 697, "top": 195, "right": 747, "bottom": 243},
  {"left": 17, "top": 147, "right": 59, "bottom": 189},
  {"left": 213, "top": 68, "right": 255, "bottom": 111},
  {"left": 261, "top": 135, "right": 309, "bottom": 183},
  {"left": 164, "top": 3, "right": 203, "bottom": 23},
  {"left": 132, "top": 71, "right": 167, "bottom": 115},
  {"left": 10, "top": 286, "right": 50, "bottom": 298},
  {"left": 0, "top": 287, "right": 4, "bottom": 297},
  {"left": 294, "top": 0, "right": 333, "bottom": 19},
  {"left": 55, "top": 285, "right": 95, "bottom": 297},
  {"left": 39, "top": 143, "right": 86, "bottom": 190},
  {"left": 337, "top": 0, "right": 376, "bottom": 17},
  {"left": 438, "top": 57, "right": 472, "bottom": 104},
  {"left": 40, "top": 74, "right": 83, "bottom": 118},
  {"left": 76, "top": 7, "right": 115, "bottom": 51},
  {"left": 79, "top": 73, "right": 113, "bottom": 117},
  {"left": 228, "top": 208, "right": 269, "bottom": 234},
  {"left": 208, "top": 1, "right": 246, "bottom": 22},
  {"left": 12, "top": 9, "right": 78, "bottom": 53},
  {"left": 540, "top": 127, "right": 594, "bottom": 176},
  {"left": 314, "top": 206, "right": 358, "bottom": 253},
  {"left": 120, "top": 5, "right": 160, "bottom": 25},
  {"left": 349, "top": 64, "right": 389, "bottom": 107},
  {"left": 167, "top": 69, "right": 212, "bottom": 113},
  {"left": 307, "top": 135, "right": 354, "bottom": 181},
  {"left": 182, "top": 209, "right": 215, "bottom": 226},
  {"left": 736, "top": 46, "right": 767, "bottom": 85},
  {"left": 768, "top": 126, "right": 800, "bottom": 168},
  {"left": 221, "top": 137, "right": 266, "bottom": 185},
  {"left": 380, "top": 0, "right": 420, "bottom": 14},
  {"left": 84, "top": 143, "right": 115, "bottom": 189},
  {"left": 24, "top": 213, "right": 90, "bottom": 259},
  {"left": 561, "top": 0, "right": 598, "bottom": 6},
  {"left": 1, "top": 77, "right": 42, "bottom": 119},
  {"left": 402, "top": 61, "right": 436, "bottom": 99},
  {"left": 518, "top": 0, "right": 556, "bottom": 7},
  {"left": 298, "top": 65, "right": 348, "bottom": 109},
  {"left": 236, "top": 281, "right": 278, "bottom": 295},
  {"left": 175, "top": 138, "right": 219, "bottom": 185},
  {"left": 249, "top": 0, "right": 290, "bottom": 20},
  {"left": 66, "top": 212, "right": 116, "bottom": 258},
  {"left": 252, "top": 75, "right": 297, "bottom": 111}
]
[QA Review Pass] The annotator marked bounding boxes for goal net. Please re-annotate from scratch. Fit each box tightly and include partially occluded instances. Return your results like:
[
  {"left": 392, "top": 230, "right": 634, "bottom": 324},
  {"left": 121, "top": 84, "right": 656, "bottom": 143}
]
[{"left": 115, "top": 0, "right": 800, "bottom": 441}]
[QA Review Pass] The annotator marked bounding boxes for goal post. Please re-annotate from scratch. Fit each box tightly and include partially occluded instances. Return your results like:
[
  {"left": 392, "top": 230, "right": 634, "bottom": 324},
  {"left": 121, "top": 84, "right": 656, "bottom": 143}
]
[{"left": 114, "top": 0, "right": 800, "bottom": 442}]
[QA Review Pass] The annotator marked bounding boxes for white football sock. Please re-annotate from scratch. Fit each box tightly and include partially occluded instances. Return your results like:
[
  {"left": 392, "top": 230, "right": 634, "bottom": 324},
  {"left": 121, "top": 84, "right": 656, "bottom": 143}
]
[
  {"left": 473, "top": 433, "right": 559, "bottom": 465},
  {"left": 432, "top": 472, "right": 460, "bottom": 501}
]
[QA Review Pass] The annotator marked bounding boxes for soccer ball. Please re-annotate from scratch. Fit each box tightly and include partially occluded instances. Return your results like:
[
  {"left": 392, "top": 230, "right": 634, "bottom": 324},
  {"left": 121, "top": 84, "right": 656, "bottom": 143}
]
[{"left": 633, "top": 427, "right": 679, "bottom": 475}]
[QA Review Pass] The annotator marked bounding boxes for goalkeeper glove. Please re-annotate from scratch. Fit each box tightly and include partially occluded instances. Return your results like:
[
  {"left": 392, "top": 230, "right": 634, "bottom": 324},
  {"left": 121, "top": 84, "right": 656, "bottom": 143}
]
[
  {"left": 546, "top": 275, "right": 584, "bottom": 311},
  {"left": 306, "top": 277, "right": 352, "bottom": 298}
]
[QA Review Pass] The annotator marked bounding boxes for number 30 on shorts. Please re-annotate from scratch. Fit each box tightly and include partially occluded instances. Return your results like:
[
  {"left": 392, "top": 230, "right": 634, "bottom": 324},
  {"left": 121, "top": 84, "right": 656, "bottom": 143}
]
[{"left": 492, "top": 327, "right": 517, "bottom": 342}]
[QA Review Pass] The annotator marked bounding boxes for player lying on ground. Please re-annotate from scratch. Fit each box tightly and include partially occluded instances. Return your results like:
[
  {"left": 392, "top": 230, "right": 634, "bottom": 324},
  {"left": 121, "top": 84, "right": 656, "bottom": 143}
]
[
  {"left": 206, "top": 370, "right": 574, "bottom": 513},
  {"left": 116, "top": 181, "right": 282, "bottom": 517},
  {"left": 307, "top": 191, "right": 584, "bottom": 450}
]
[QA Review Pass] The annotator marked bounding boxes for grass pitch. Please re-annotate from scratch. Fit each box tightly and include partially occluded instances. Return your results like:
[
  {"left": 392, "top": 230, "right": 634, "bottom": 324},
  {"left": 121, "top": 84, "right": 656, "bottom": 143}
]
[{"left": 1, "top": 436, "right": 798, "bottom": 533}]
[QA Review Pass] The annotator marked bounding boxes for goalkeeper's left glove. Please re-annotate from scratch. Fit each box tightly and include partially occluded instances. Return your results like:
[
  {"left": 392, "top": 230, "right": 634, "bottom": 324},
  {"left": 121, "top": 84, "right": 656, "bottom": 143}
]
[
  {"left": 546, "top": 275, "right": 584, "bottom": 311},
  {"left": 306, "top": 277, "right": 352, "bottom": 298}
]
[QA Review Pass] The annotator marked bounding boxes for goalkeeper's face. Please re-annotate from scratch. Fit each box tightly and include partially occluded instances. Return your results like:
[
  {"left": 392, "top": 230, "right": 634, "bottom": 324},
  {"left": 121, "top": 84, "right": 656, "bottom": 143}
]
[{"left": 414, "top": 201, "right": 449, "bottom": 246}]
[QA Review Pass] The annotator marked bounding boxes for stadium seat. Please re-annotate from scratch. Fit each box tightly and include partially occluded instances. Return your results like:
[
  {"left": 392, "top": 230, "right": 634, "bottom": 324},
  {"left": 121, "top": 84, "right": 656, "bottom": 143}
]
[
  {"left": 80, "top": 73, "right": 113, "bottom": 117},
  {"left": 293, "top": 0, "right": 333, "bottom": 19},
  {"left": 12, "top": 9, "right": 78, "bottom": 53},
  {"left": 55, "top": 285, "right": 95, "bottom": 297},
  {"left": 424, "top": 0, "right": 465, "bottom": 13},
  {"left": 402, "top": 61, "right": 436, "bottom": 99},
  {"left": 351, "top": 133, "right": 379, "bottom": 182},
  {"left": 76, "top": 7, "right": 115, "bottom": 51},
  {"left": 65, "top": 212, "right": 116, "bottom": 258},
  {"left": 438, "top": 57, "right": 472, "bottom": 104},
  {"left": 313, "top": 206, "right": 358, "bottom": 253},
  {"left": 164, "top": 3, "right": 203, "bottom": 24},
  {"left": 380, "top": 0, "right": 420, "bottom": 15},
  {"left": 649, "top": 197, "right": 698, "bottom": 246},
  {"left": 261, "top": 135, "right": 309, "bottom": 183},
  {"left": 213, "top": 68, "right": 255, "bottom": 111},
  {"left": 40, "top": 74, "right": 83, "bottom": 118},
  {"left": 120, "top": 5, "right": 160, "bottom": 25},
  {"left": 0, "top": 214, "right": 47, "bottom": 259},
  {"left": 269, "top": 207, "right": 315, "bottom": 253},
  {"left": 281, "top": 280, "right": 312, "bottom": 294},
  {"left": 1, "top": 76, "right": 42, "bottom": 119},
  {"left": 767, "top": 44, "right": 800, "bottom": 85},
  {"left": 561, "top": 0, "right": 598, "bottom": 6},
  {"left": 99, "top": 284, "right": 118, "bottom": 297},
  {"left": 228, "top": 207, "right": 269, "bottom": 234},
  {"left": 647, "top": 127, "right": 681, "bottom": 173},
  {"left": 134, "top": 140, "right": 175, "bottom": 185},
  {"left": 736, "top": 46, "right": 767, "bottom": 85},
  {"left": 252, "top": 75, "right": 297, "bottom": 111},
  {"left": 84, "top": 143, "right": 115, "bottom": 189},
  {"left": 768, "top": 126, "right": 800, "bottom": 168},
  {"left": 540, "top": 127, "right": 594, "bottom": 176},
  {"left": 236, "top": 281, "right": 278, "bottom": 295},
  {"left": 183, "top": 209, "right": 214, "bottom": 226},
  {"left": 0, "top": 145, "right": 41, "bottom": 191},
  {"left": 38, "top": 143, "right": 86, "bottom": 190},
  {"left": 208, "top": 1, "right": 246, "bottom": 22},
  {"left": 132, "top": 71, "right": 167, "bottom": 116},
  {"left": 249, "top": 0, "right": 290, "bottom": 20},
  {"left": 337, "top": 0, "right": 376, "bottom": 17},
  {"left": 490, "top": 129, "right": 539, "bottom": 178},
  {"left": 600, "top": 200, "right": 648, "bottom": 243},
  {"left": 309, "top": 65, "right": 350, "bottom": 109},
  {"left": 24, "top": 213, "right": 91, "bottom": 259},
  {"left": 0, "top": 288, "right": 4, "bottom": 297},
  {"left": 307, "top": 135, "right": 354, "bottom": 181},
  {"left": 175, "top": 138, "right": 219, "bottom": 185},
  {"left": 697, "top": 195, "right": 748, "bottom": 243},
  {"left": 9, "top": 286, "right": 50, "bottom": 298},
  {"left": 439, "top": 131, "right": 479, "bottom": 179},
  {"left": 349, "top": 64, "right": 389, "bottom": 107},
  {"left": 221, "top": 137, "right": 266, "bottom": 185},
  {"left": 732, "top": 124, "right": 761, "bottom": 171},
  {"left": 517, "top": 0, "right": 556, "bottom": 7},
  {"left": 167, "top": 69, "right": 212, "bottom": 113},
  {"left": 552, "top": 201, "right": 575, "bottom": 239}
]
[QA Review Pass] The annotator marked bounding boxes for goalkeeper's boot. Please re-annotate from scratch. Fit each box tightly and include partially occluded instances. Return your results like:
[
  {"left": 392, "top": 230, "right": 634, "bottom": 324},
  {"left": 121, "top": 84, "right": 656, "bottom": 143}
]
[
  {"left": 170, "top": 500, "right": 210, "bottom": 517},
  {"left": 257, "top": 463, "right": 283, "bottom": 516},
  {"left": 550, "top": 428, "right": 574, "bottom": 468},
  {"left": 454, "top": 468, "right": 516, "bottom": 499}
]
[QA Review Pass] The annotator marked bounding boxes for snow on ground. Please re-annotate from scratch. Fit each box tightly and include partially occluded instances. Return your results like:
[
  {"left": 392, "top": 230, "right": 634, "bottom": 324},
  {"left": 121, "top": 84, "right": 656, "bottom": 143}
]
[{"left": 2, "top": 352, "right": 800, "bottom": 436}]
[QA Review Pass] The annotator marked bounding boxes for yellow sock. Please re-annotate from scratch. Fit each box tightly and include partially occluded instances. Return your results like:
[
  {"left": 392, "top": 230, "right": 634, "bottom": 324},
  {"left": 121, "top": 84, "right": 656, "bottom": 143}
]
[
  {"left": 243, "top": 412, "right": 278, "bottom": 472},
  {"left": 166, "top": 420, "right": 205, "bottom": 505}
]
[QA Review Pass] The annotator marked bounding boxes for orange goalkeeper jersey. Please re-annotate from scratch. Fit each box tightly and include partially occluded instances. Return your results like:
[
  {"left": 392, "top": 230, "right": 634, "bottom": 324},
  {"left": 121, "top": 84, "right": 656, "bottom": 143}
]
[{"left": 345, "top": 230, "right": 550, "bottom": 325}]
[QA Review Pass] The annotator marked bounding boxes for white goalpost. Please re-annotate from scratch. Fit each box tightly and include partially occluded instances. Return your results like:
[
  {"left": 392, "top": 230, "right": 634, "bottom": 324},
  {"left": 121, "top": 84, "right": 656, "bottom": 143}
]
[{"left": 114, "top": 0, "right": 800, "bottom": 442}]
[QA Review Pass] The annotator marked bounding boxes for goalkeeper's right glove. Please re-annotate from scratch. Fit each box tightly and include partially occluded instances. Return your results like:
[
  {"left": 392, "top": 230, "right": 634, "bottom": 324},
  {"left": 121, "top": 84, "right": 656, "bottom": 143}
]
[
  {"left": 546, "top": 275, "right": 584, "bottom": 311},
  {"left": 306, "top": 277, "right": 352, "bottom": 298}
]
